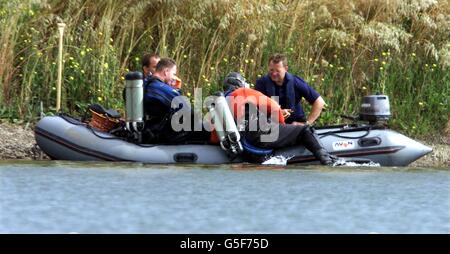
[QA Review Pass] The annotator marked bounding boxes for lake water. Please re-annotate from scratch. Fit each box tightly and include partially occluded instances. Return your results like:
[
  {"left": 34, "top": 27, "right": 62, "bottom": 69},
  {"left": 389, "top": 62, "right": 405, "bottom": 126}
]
[{"left": 1, "top": 161, "right": 449, "bottom": 233}]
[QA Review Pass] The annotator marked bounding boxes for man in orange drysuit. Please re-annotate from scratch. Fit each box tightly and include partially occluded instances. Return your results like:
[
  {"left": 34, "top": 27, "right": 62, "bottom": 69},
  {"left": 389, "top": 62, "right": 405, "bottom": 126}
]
[{"left": 223, "top": 72, "right": 338, "bottom": 165}]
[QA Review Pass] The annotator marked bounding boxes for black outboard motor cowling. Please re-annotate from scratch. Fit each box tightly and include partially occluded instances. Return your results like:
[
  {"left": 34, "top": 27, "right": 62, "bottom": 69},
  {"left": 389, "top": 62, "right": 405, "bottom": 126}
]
[{"left": 359, "top": 95, "right": 391, "bottom": 124}]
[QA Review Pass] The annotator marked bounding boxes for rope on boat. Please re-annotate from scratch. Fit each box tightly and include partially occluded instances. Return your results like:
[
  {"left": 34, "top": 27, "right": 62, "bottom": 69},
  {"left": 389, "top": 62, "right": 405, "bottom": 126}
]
[
  {"left": 56, "top": 112, "right": 378, "bottom": 146},
  {"left": 317, "top": 126, "right": 373, "bottom": 139},
  {"left": 57, "top": 112, "right": 156, "bottom": 147}
]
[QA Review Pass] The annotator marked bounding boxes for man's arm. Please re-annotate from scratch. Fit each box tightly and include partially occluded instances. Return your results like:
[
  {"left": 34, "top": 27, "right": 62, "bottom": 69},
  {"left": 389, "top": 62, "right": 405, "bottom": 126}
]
[
  {"left": 292, "top": 96, "right": 325, "bottom": 125},
  {"left": 290, "top": 76, "right": 324, "bottom": 125},
  {"left": 306, "top": 96, "right": 325, "bottom": 125}
]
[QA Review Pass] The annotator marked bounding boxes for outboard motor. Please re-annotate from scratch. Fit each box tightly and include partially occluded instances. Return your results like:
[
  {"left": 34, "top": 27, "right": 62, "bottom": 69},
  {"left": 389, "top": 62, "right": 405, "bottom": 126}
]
[
  {"left": 125, "top": 72, "right": 144, "bottom": 142},
  {"left": 359, "top": 94, "right": 391, "bottom": 125},
  {"left": 207, "top": 92, "right": 243, "bottom": 158}
]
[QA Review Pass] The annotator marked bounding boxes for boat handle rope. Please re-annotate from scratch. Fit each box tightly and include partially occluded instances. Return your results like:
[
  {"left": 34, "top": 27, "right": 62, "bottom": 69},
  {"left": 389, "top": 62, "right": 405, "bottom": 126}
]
[
  {"left": 58, "top": 112, "right": 372, "bottom": 145},
  {"left": 318, "top": 127, "right": 371, "bottom": 139},
  {"left": 58, "top": 113, "right": 157, "bottom": 147}
]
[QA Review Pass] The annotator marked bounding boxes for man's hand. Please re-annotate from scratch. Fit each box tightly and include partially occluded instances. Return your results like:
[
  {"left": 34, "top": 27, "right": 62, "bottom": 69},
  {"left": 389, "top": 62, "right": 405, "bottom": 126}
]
[
  {"left": 281, "top": 109, "right": 293, "bottom": 118},
  {"left": 291, "top": 121, "right": 305, "bottom": 126},
  {"left": 292, "top": 120, "right": 312, "bottom": 126}
]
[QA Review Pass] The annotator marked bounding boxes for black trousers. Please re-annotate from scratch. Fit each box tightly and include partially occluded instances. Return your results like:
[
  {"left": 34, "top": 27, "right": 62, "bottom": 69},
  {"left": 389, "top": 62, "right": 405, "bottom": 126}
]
[{"left": 244, "top": 124, "right": 324, "bottom": 153}]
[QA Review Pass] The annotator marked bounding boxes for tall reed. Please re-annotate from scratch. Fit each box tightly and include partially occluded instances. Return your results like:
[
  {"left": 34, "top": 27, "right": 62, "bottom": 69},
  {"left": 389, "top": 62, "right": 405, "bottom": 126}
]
[{"left": 0, "top": 0, "right": 448, "bottom": 137}]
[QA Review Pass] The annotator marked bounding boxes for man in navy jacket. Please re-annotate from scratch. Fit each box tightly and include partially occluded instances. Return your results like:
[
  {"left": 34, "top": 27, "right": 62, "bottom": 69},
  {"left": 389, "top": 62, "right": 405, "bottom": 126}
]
[
  {"left": 255, "top": 53, "right": 326, "bottom": 126},
  {"left": 144, "top": 58, "right": 208, "bottom": 144}
]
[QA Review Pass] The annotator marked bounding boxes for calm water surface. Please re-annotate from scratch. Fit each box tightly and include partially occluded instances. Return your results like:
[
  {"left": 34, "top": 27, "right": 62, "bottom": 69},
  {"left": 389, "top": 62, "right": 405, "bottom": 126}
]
[{"left": 1, "top": 160, "right": 449, "bottom": 233}]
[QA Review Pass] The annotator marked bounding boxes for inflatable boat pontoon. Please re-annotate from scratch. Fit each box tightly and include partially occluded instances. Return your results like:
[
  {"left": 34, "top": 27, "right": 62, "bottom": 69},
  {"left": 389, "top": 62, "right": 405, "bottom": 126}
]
[
  {"left": 35, "top": 73, "right": 432, "bottom": 166},
  {"left": 34, "top": 114, "right": 432, "bottom": 166}
]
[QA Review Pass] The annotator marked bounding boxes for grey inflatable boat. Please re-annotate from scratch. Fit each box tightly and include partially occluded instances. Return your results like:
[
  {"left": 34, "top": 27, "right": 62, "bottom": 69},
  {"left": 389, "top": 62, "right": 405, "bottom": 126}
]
[{"left": 34, "top": 114, "right": 432, "bottom": 166}]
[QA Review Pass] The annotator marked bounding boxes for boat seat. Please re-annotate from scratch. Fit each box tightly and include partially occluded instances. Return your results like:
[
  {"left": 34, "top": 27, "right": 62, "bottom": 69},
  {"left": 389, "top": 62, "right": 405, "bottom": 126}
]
[{"left": 89, "top": 103, "right": 121, "bottom": 119}]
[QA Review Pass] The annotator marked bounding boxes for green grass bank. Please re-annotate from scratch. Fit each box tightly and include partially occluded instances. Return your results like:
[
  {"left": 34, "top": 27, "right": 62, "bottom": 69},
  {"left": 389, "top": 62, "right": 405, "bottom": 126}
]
[{"left": 0, "top": 0, "right": 449, "bottom": 139}]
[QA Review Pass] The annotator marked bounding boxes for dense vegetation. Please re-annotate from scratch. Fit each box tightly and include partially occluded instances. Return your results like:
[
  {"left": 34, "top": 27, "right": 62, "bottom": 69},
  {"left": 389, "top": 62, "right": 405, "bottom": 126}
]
[{"left": 0, "top": 0, "right": 448, "bottom": 137}]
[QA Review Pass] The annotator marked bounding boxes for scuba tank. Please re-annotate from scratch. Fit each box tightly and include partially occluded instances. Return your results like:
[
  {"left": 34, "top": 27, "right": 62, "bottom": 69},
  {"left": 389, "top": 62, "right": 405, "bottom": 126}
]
[
  {"left": 125, "top": 72, "right": 144, "bottom": 142},
  {"left": 207, "top": 92, "right": 243, "bottom": 157}
]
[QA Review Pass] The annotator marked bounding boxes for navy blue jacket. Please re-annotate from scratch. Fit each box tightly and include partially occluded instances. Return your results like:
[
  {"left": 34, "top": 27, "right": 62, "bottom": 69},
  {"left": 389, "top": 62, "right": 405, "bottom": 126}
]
[
  {"left": 144, "top": 77, "right": 190, "bottom": 113},
  {"left": 144, "top": 77, "right": 191, "bottom": 143},
  {"left": 255, "top": 72, "right": 320, "bottom": 123}
]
